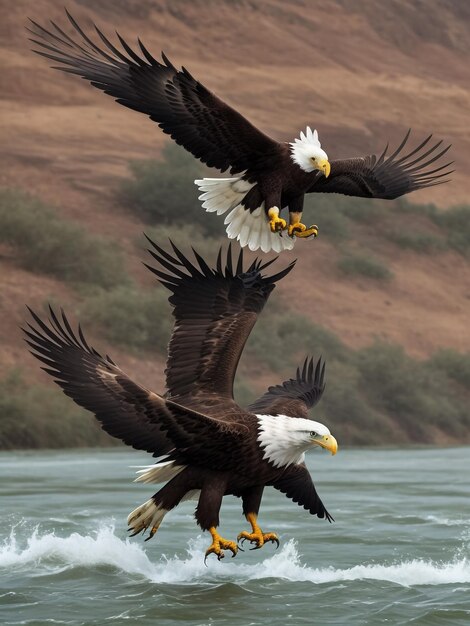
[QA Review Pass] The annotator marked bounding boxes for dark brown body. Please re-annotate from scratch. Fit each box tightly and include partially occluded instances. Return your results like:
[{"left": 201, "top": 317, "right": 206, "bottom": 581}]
[
  {"left": 242, "top": 146, "right": 316, "bottom": 216},
  {"left": 154, "top": 460, "right": 293, "bottom": 531}
]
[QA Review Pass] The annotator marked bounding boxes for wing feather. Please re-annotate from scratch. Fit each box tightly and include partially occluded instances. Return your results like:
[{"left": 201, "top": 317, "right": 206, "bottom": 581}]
[
  {"left": 28, "top": 12, "right": 282, "bottom": 178},
  {"left": 23, "top": 306, "right": 173, "bottom": 456},
  {"left": 308, "top": 131, "right": 453, "bottom": 198},
  {"left": 23, "top": 306, "right": 253, "bottom": 469},
  {"left": 144, "top": 238, "right": 295, "bottom": 412},
  {"left": 271, "top": 463, "right": 333, "bottom": 521},
  {"left": 248, "top": 356, "right": 325, "bottom": 418}
]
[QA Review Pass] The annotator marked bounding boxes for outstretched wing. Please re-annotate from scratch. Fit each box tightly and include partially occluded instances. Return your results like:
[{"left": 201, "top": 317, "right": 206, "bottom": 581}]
[
  {"left": 308, "top": 130, "right": 453, "bottom": 198},
  {"left": 27, "top": 12, "right": 283, "bottom": 179},
  {"left": 271, "top": 463, "right": 333, "bottom": 521},
  {"left": 144, "top": 238, "right": 295, "bottom": 413},
  {"left": 248, "top": 357, "right": 325, "bottom": 419},
  {"left": 23, "top": 306, "right": 250, "bottom": 468}
]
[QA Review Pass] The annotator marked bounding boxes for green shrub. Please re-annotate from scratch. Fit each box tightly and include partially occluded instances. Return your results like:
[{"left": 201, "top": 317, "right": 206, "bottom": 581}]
[
  {"left": 393, "top": 201, "right": 470, "bottom": 257},
  {"left": 337, "top": 252, "right": 392, "bottom": 280},
  {"left": 304, "top": 195, "right": 389, "bottom": 239},
  {"left": 313, "top": 208, "right": 350, "bottom": 241},
  {"left": 354, "top": 342, "right": 469, "bottom": 440},
  {"left": 80, "top": 284, "right": 172, "bottom": 353},
  {"left": 388, "top": 230, "right": 445, "bottom": 252},
  {"left": 0, "top": 369, "right": 116, "bottom": 449},
  {"left": 246, "top": 310, "right": 346, "bottom": 373},
  {"left": 341, "top": 199, "right": 388, "bottom": 224},
  {"left": 319, "top": 360, "right": 399, "bottom": 445},
  {"left": 120, "top": 143, "right": 222, "bottom": 236},
  {"left": 137, "top": 224, "right": 223, "bottom": 260},
  {"left": 427, "top": 349, "right": 470, "bottom": 389},
  {"left": 304, "top": 195, "right": 351, "bottom": 241},
  {"left": 393, "top": 198, "right": 438, "bottom": 218},
  {"left": 0, "top": 189, "right": 128, "bottom": 288},
  {"left": 431, "top": 205, "right": 470, "bottom": 257}
]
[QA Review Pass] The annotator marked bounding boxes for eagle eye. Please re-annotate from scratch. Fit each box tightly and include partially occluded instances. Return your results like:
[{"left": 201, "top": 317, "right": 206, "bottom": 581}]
[{"left": 310, "top": 431, "right": 317, "bottom": 437}]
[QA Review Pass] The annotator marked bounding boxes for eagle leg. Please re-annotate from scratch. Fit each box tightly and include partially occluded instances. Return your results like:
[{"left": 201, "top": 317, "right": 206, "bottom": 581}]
[
  {"left": 267, "top": 207, "right": 287, "bottom": 233},
  {"left": 237, "top": 512, "right": 279, "bottom": 550},
  {"left": 204, "top": 527, "right": 239, "bottom": 564},
  {"left": 288, "top": 211, "right": 318, "bottom": 239}
]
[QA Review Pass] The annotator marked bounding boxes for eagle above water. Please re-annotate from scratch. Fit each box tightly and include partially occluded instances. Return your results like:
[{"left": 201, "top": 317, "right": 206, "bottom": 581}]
[
  {"left": 24, "top": 240, "right": 337, "bottom": 561},
  {"left": 28, "top": 11, "right": 453, "bottom": 253}
]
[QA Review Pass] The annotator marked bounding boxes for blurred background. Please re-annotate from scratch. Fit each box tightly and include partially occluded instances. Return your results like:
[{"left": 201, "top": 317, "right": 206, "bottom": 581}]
[{"left": 1, "top": 0, "right": 469, "bottom": 449}]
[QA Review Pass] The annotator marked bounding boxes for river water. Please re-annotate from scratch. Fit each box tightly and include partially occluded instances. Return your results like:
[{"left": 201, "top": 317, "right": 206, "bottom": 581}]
[{"left": 0, "top": 447, "right": 469, "bottom": 625}]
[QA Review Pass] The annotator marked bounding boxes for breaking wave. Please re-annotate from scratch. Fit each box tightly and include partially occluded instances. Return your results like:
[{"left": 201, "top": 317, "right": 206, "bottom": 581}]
[{"left": 1, "top": 525, "right": 469, "bottom": 587}]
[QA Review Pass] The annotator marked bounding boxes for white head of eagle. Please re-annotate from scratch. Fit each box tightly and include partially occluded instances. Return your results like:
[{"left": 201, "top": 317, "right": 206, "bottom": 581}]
[
  {"left": 257, "top": 414, "right": 337, "bottom": 469},
  {"left": 290, "top": 127, "right": 330, "bottom": 177}
]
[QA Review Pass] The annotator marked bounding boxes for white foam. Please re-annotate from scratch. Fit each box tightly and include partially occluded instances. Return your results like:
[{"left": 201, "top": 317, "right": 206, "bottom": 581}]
[
  {"left": 1, "top": 526, "right": 469, "bottom": 587},
  {"left": 426, "top": 515, "right": 469, "bottom": 527}
]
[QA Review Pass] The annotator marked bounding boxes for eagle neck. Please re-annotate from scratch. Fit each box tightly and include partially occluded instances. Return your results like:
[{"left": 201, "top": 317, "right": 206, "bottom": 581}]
[{"left": 256, "top": 414, "right": 312, "bottom": 469}]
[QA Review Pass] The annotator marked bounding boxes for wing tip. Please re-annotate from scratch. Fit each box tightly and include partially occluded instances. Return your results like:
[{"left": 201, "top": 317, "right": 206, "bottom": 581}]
[{"left": 143, "top": 238, "right": 295, "bottom": 290}]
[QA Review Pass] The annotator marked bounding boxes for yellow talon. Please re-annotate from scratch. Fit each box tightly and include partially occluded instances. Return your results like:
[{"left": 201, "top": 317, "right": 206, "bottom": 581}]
[
  {"left": 144, "top": 524, "right": 160, "bottom": 542},
  {"left": 288, "top": 222, "right": 307, "bottom": 236},
  {"left": 291, "top": 224, "right": 318, "bottom": 239},
  {"left": 237, "top": 513, "right": 279, "bottom": 550},
  {"left": 204, "top": 527, "right": 238, "bottom": 563},
  {"left": 268, "top": 207, "right": 287, "bottom": 233}
]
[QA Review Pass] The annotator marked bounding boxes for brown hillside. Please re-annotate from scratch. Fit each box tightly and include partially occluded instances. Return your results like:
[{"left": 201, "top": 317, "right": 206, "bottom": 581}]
[{"left": 1, "top": 0, "right": 469, "bottom": 397}]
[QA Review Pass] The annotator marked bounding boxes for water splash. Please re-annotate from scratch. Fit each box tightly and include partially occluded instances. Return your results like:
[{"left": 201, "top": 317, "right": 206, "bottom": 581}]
[
  {"left": 0, "top": 525, "right": 155, "bottom": 578},
  {"left": 1, "top": 525, "right": 469, "bottom": 587}
]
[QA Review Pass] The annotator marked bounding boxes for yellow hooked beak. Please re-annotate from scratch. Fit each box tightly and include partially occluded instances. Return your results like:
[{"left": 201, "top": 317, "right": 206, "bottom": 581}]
[
  {"left": 317, "top": 158, "right": 331, "bottom": 178},
  {"left": 312, "top": 433, "right": 338, "bottom": 455}
]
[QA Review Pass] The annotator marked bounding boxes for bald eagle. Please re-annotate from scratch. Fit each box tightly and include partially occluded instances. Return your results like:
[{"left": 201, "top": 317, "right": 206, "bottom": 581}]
[
  {"left": 28, "top": 13, "right": 453, "bottom": 253},
  {"left": 23, "top": 240, "right": 338, "bottom": 561}
]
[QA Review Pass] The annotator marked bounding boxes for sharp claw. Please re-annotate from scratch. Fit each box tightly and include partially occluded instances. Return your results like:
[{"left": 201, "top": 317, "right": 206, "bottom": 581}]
[
  {"left": 272, "top": 538, "right": 280, "bottom": 549},
  {"left": 249, "top": 544, "right": 262, "bottom": 551}
]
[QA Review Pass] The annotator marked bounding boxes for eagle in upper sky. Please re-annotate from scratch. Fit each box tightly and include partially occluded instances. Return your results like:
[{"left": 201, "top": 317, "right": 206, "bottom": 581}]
[
  {"left": 23, "top": 240, "right": 338, "bottom": 561},
  {"left": 28, "top": 11, "right": 453, "bottom": 253}
]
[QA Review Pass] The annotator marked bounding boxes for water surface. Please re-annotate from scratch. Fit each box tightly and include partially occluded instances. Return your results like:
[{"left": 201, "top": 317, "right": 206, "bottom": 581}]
[{"left": 1, "top": 447, "right": 469, "bottom": 625}]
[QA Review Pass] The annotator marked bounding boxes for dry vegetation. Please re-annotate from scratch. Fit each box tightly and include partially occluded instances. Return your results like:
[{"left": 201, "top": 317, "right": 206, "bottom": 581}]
[{"left": 0, "top": 0, "right": 469, "bottom": 448}]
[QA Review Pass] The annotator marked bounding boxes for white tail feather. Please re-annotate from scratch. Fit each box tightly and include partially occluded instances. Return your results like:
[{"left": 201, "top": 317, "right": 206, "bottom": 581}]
[
  {"left": 195, "top": 176, "right": 295, "bottom": 253},
  {"left": 225, "top": 206, "right": 295, "bottom": 253},
  {"left": 134, "top": 460, "right": 185, "bottom": 484},
  {"left": 127, "top": 489, "right": 200, "bottom": 537},
  {"left": 195, "top": 175, "right": 253, "bottom": 216},
  {"left": 127, "top": 498, "right": 168, "bottom": 535}
]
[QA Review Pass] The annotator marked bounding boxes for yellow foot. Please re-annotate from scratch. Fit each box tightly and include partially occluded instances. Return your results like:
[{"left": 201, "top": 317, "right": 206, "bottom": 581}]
[
  {"left": 268, "top": 207, "right": 287, "bottom": 233},
  {"left": 237, "top": 528, "right": 279, "bottom": 550},
  {"left": 204, "top": 527, "right": 239, "bottom": 564},
  {"left": 289, "top": 223, "right": 318, "bottom": 239}
]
